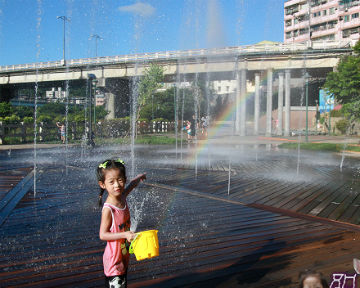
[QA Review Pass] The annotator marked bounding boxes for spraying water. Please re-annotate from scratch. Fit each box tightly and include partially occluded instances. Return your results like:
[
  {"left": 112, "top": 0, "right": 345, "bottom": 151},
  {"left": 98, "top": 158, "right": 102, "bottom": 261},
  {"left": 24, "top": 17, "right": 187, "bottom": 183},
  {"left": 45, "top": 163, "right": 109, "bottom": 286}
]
[
  {"left": 174, "top": 80, "right": 179, "bottom": 159},
  {"left": 33, "top": 0, "right": 42, "bottom": 197},
  {"left": 340, "top": 142, "right": 348, "bottom": 171},
  {"left": 33, "top": 82, "right": 38, "bottom": 197},
  {"left": 130, "top": 70, "right": 139, "bottom": 179},
  {"left": 205, "top": 66, "right": 211, "bottom": 170},
  {"left": 194, "top": 75, "right": 200, "bottom": 177},
  {"left": 227, "top": 158, "right": 232, "bottom": 196},
  {"left": 65, "top": 80, "right": 69, "bottom": 175},
  {"left": 180, "top": 75, "right": 186, "bottom": 161},
  {"left": 296, "top": 55, "right": 309, "bottom": 176}
]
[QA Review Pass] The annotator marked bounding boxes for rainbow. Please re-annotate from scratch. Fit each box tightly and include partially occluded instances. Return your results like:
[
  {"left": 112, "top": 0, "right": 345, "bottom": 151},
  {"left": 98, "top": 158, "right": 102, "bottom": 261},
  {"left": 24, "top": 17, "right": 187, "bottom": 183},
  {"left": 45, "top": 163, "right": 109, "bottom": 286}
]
[{"left": 186, "top": 73, "right": 271, "bottom": 163}]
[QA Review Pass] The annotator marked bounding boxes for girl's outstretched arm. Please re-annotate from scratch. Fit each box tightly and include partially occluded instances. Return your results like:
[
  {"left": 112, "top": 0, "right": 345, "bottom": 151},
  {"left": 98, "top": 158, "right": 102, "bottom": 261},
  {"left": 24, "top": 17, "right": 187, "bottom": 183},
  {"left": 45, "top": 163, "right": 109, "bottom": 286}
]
[{"left": 124, "top": 173, "right": 146, "bottom": 197}]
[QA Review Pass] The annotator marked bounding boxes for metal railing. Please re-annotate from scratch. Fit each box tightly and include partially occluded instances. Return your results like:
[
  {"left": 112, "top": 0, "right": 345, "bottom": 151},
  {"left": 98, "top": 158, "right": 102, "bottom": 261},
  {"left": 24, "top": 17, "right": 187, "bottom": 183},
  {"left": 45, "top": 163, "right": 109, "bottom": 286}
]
[{"left": 0, "top": 40, "right": 353, "bottom": 73}]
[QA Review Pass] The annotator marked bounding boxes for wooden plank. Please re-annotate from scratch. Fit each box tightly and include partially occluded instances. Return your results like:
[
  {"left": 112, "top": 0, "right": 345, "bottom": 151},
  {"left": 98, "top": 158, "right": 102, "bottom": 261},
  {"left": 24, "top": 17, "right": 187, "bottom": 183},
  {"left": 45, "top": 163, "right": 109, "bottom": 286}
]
[{"left": 0, "top": 170, "right": 34, "bottom": 226}]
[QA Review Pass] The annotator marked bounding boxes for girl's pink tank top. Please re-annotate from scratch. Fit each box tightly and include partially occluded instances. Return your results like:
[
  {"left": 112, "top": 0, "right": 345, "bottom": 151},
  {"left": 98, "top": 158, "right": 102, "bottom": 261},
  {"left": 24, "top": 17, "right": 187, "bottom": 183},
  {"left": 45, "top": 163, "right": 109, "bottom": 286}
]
[{"left": 102, "top": 202, "right": 131, "bottom": 276}]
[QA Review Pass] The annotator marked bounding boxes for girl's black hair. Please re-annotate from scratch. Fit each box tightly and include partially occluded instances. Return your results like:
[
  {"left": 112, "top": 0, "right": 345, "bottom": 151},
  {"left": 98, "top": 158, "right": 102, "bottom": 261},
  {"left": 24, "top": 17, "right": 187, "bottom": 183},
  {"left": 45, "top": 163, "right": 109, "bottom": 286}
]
[
  {"left": 96, "top": 159, "right": 126, "bottom": 207},
  {"left": 298, "top": 269, "right": 328, "bottom": 288}
]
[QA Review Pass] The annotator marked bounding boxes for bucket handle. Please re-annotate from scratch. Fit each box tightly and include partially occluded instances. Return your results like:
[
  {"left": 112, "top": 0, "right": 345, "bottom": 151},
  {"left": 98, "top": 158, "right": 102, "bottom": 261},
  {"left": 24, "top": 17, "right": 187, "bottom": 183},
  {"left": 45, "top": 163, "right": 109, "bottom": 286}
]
[{"left": 128, "top": 233, "right": 139, "bottom": 254}]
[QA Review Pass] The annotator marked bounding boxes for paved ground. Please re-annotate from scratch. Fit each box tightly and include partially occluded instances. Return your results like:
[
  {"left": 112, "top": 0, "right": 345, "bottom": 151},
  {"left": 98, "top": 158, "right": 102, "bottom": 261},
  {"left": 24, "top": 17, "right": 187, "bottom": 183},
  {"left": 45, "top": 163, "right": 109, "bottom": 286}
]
[
  {"left": 0, "top": 143, "right": 75, "bottom": 150},
  {"left": 0, "top": 138, "right": 359, "bottom": 287}
]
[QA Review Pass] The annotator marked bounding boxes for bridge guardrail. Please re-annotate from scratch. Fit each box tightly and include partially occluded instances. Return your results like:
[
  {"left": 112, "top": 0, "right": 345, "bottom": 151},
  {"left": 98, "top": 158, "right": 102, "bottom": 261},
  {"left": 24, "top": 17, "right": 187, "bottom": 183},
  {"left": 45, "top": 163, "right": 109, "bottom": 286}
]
[{"left": 0, "top": 40, "right": 353, "bottom": 73}]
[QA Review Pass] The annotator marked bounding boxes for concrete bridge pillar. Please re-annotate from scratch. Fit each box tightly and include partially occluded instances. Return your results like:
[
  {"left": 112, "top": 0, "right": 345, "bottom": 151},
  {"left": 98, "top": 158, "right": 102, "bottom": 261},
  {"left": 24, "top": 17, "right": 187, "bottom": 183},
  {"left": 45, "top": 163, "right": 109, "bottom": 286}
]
[
  {"left": 284, "top": 69, "right": 291, "bottom": 136},
  {"left": 277, "top": 72, "right": 284, "bottom": 136},
  {"left": 240, "top": 69, "right": 247, "bottom": 136},
  {"left": 105, "top": 92, "right": 115, "bottom": 120},
  {"left": 266, "top": 68, "right": 273, "bottom": 137},
  {"left": 254, "top": 73, "right": 260, "bottom": 136}
]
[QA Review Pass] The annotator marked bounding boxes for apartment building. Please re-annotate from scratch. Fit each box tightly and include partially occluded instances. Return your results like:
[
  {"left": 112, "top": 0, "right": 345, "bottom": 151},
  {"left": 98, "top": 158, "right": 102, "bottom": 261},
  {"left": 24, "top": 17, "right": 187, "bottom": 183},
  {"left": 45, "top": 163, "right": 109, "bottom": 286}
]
[{"left": 284, "top": 0, "right": 360, "bottom": 44}]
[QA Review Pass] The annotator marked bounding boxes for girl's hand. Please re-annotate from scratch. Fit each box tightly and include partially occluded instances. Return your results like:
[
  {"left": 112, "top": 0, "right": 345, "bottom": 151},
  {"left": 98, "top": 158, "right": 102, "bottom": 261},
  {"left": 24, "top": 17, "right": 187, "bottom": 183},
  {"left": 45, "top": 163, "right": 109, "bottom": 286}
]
[
  {"left": 135, "top": 173, "right": 147, "bottom": 182},
  {"left": 132, "top": 173, "right": 146, "bottom": 186},
  {"left": 125, "top": 231, "right": 136, "bottom": 242}
]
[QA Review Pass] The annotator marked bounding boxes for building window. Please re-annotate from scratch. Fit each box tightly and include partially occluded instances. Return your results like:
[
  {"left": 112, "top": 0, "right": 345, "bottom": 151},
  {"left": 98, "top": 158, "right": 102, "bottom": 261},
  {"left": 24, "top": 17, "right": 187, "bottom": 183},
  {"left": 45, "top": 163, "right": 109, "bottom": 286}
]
[
  {"left": 311, "top": 0, "right": 321, "bottom": 7},
  {"left": 285, "top": 20, "right": 292, "bottom": 27},
  {"left": 294, "top": 30, "right": 299, "bottom": 37},
  {"left": 313, "top": 11, "right": 321, "bottom": 18},
  {"left": 328, "top": 20, "right": 337, "bottom": 29},
  {"left": 352, "top": 13, "right": 359, "bottom": 19},
  {"left": 344, "top": 15, "right": 350, "bottom": 22},
  {"left": 300, "top": 28, "right": 309, "bottom": 35},
  {"left": 285, "top": 5, "right": 299, "bottom": 15},
  {"left": 286, "top": 31, "right": 292, "bottom": 39},
  {"left": 323, "top": 10, "right": 327, "bottom": 16},
  {"left": 294, "top": 18, "right": 299, "bottom": 24},
  {"left": 329, "top": 7, "right": 335, "bottom": 15},
  {"left": 313, "top": 33, "right": 335, "bottom": 41}
]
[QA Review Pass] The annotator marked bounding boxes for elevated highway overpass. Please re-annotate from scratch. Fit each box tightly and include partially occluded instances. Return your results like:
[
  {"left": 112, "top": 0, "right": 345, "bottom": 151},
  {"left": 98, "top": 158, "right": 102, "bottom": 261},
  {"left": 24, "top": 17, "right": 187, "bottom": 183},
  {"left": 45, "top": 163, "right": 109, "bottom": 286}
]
[
  {"left": 0, "top": 41, "right": 353, "bottom": 136},
  {"left": 0, "top": 41, "right": 352, "bottom": 83}
]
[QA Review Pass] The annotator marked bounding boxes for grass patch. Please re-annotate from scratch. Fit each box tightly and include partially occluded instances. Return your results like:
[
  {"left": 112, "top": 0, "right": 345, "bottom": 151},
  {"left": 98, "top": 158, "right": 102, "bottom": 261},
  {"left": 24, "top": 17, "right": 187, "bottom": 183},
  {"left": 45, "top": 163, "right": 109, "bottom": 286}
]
[
  {"left": 278, "top": 142, "right": 360, "bottom": 153},
  {"left": 135, "top": 135, "right": 177, "bottom": 145},
  {"left": 96, "top": 137, "right": 131, "bottom": 145},
  {"left": 346, "top": 145, "right": 360, "bottom": 152}
]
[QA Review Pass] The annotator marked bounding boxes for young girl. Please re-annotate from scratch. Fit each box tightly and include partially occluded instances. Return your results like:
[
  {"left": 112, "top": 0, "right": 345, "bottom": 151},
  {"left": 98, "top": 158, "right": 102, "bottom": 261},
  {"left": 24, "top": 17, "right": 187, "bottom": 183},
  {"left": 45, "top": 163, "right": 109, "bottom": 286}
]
[{"left": 97, "top": 159, "right": 146, "bottom": 288}]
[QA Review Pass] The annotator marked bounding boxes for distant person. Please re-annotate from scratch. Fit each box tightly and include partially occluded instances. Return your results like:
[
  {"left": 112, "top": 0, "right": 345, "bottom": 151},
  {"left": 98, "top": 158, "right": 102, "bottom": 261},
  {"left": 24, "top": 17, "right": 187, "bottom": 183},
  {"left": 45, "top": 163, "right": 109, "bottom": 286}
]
[
  {"left": 56, "top": 122, "right": 65, "bottom": 144},
  {"left": 201, "top": 116, "right": 209, "bottom": 137},
  {"left": 97, "top": 159, "right": 146, "bottom": 288},
  {"left": 88, "top": 131, "right": 95, "bottom": 147},
  {"left": 189, "top": 115, "right": 196, "bottom": 140},
  {"left": 183, "top": 120, "right": 191, "bottom": 140},
  {"left": 298, "top": 269, "right": 328, "bottom": 288}
]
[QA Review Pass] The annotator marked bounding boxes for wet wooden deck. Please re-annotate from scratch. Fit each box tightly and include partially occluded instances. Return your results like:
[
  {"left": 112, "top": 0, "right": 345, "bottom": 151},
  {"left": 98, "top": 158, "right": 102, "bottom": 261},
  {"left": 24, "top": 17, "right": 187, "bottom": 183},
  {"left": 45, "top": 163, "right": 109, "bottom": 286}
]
[
  {"left": 156, "top": 157, "right": 360, "bottom": 226},
  {"left": 1, "top": 161, "right": 360, "bottom": 287}
]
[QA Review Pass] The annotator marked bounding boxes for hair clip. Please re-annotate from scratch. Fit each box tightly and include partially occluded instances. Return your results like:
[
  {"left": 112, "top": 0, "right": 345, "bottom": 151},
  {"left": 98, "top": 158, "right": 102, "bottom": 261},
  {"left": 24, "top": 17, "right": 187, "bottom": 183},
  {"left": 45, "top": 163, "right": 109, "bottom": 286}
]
[
  {"left": 115, "top": 159, "right": 125, "bottom": 165},
  {"left": 98, "top": 161, "right": 108, "bottom": 169},
  {"left": 98, "top": 159, "right": 125, "bottom": 169}
]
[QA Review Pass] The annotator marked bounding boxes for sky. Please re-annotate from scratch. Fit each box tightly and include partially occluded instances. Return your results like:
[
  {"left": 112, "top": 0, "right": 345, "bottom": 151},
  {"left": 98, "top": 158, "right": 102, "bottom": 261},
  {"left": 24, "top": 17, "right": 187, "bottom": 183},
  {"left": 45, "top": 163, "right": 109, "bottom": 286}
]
[{"left": 0, "top": 0, "right": 285, "bottom": 66}]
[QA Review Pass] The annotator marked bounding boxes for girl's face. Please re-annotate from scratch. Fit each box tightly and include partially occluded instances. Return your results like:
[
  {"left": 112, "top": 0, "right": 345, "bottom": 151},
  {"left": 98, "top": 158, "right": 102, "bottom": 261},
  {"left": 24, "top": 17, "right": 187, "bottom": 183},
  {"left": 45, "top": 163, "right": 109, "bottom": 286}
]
[{"left": 99, "top": 168, "right": 126, "bottom": 199}]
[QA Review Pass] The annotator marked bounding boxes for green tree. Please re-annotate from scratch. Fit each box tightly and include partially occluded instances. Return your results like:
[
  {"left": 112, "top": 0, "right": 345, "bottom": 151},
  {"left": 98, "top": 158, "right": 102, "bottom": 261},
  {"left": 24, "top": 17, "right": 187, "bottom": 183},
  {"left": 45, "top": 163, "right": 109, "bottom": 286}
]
[
  {"left": 38, "top": 103, "right": 66, "bottom": 116},
  {"left": 140, "top": 87, "right": 176, "bottom": 121},
  {"left": 137, "top": 63, "right": 164, "bottom": 120},
  {"left": 0, "top": 102, "right": 13, "bottom": 117},
  {"left": 190, "top": 79, "right": 216, "bottom": 121},
  {"left": 324, "top": 40, "right": 360, "bottom": 122},
  {"left": 335, "top": 118, "right": 350, "bottom": 134},
  {"left": 13, "top": 106, "right": 34, "bottom": 118}
]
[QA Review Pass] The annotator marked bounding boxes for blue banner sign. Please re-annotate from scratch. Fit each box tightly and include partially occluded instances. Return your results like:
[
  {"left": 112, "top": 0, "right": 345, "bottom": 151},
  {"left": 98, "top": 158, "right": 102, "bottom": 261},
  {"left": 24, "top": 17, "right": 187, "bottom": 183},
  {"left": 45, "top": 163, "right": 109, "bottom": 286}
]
[{"left": 319, "top": 89, "right": 334, "bottom": 114}]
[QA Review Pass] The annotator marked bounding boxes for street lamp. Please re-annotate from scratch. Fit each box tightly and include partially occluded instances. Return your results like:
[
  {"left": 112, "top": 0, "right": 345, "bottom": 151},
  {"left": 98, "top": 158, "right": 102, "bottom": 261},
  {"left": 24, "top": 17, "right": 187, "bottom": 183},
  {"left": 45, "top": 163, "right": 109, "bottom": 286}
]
[
  {"left": 57, "top": 16, "right": 70, "bottom": 65},
  {"left": 89, "top": 34, "right": 103, "bottom": 57}
]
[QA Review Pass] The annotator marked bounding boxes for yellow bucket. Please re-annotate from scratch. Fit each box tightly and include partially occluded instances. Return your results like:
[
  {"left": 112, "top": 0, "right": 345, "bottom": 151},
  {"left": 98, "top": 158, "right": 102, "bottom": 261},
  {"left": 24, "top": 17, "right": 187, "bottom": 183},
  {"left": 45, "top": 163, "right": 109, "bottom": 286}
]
[{"left": 129, "top": 230, "right": 159, "bottom": 261}]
